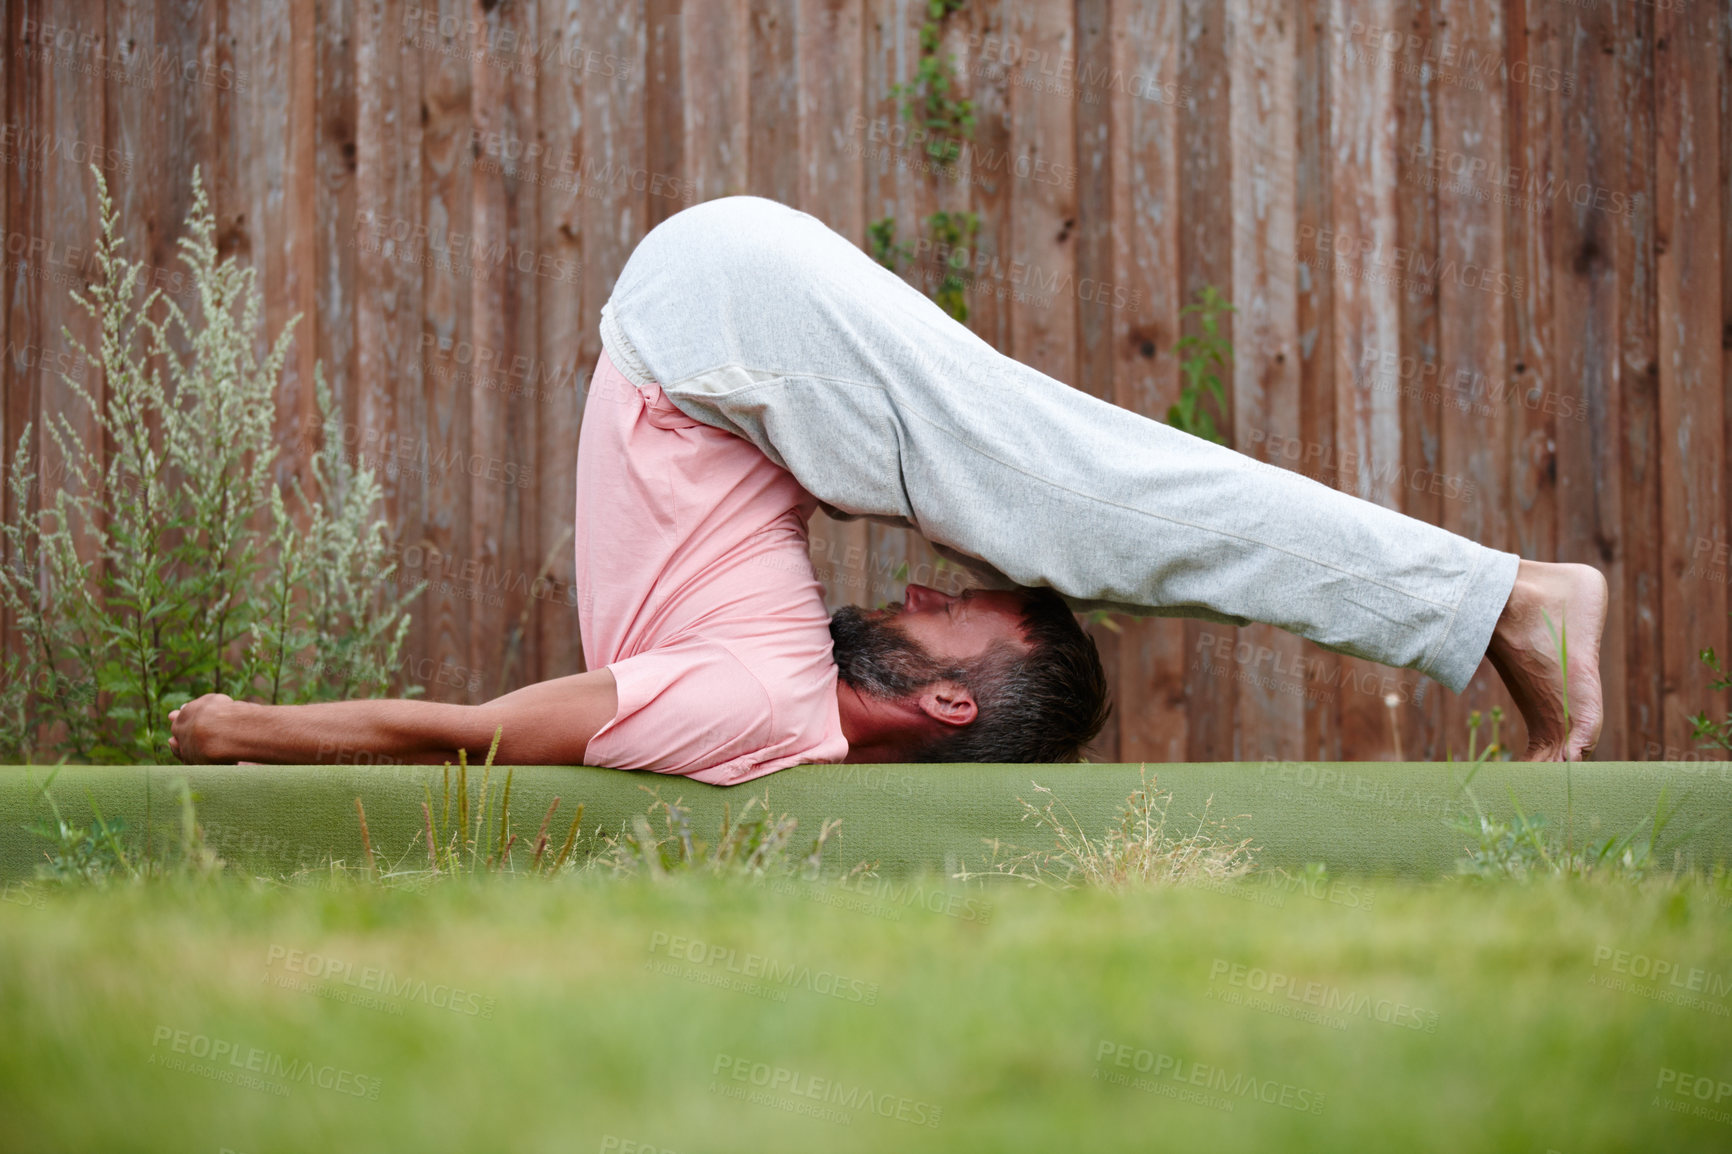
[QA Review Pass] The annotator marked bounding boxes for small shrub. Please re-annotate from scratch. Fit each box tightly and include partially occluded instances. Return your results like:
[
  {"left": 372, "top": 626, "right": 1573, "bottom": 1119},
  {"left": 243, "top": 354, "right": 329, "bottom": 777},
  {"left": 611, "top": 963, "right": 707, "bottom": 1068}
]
[
  {"left": 0, "top": 166, "right": 418, "bottom": 764},
  {"left": 595, "top": 786, "right": 844, "bottom": 881},
  {"left": 959, "top": 768, "right": 1257, "bottom": 890}
]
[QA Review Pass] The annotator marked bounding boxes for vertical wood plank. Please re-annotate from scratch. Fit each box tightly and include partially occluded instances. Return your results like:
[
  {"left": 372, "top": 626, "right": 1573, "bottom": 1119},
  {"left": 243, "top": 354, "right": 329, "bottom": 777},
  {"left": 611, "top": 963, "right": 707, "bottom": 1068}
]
[
  {"left": 536, "top": 0, "right": 586, "bottom": 680},
  {"left": 1110, "top": 0, "right": 1188, "bottom": 765},
  {"left": 1392, "top": 0, "right": 1441, "bottom": 758},
  {"left": 1, "top": 0, "right": 43, "bottom": 676},
  {"left": 469, "top": 0, "right": 544, "bottom": 698},
  {"left": 1329, "top": 0, "right": 1406, "bottom": 759},
  {"left": 367, "top": 0, "right": 435, "bottom": 696},
  {"left": 854, "top": 0, "right": 914, "bottom": 614},
  {"left": 795, "top": 0, "right": 874, "bottom": 617},
  {"left": 1004, "top": 0, "right": 1075, "bottom": 383},
  {"left": 241, "top": 0, "right": 319, "bottom": 496},
  {"left": 963, "top": 0, "right": 1011, "bottom": 355},
  {"left": 30, "top": 0, "right": 105, "bottom": 618},
  {"left": 0, "top": 0, "right": 12, "bottom": 662},
  {"left": 1655, "top": 1, "right": 1726, "bottom": 749},
  {"left": 1072, "top": 0, "right": 1117, "bottom": 761},
  {"left": 1504, "top": 0, "right": 1559, "bottom": 578},
  {"left": 749, "top": 0, "right": 799, "bottom": 202},
  {"left": 316, "top": 0, "right": 358, "bottom": 498},
  {"left": 1229, "top": 0, "right": 1304, "bottom": 762},
  {"left": 1296, "top": 0, "right": 1341, "bottom": 760},
  {"left": 1722, "top": 0, "right": 1732, "bottom": 757},
  {"left": 1552, "top": 0, "right": 1626, "bottom": 757},
  {"left": 1433, "top": 0, "right": 1513, "bottom": 754},
  {"left": 684, "top": 0, "right": 747, "bottom": 201},
  {"left": 1181, "top": 0, "right": 1236, "bottom": 760},
  {"left": 644, "top": 0, "right": 683, "bottom": 230},
  {"left": 1616, "top": 0, "right": 1662, "bottom": 757}
]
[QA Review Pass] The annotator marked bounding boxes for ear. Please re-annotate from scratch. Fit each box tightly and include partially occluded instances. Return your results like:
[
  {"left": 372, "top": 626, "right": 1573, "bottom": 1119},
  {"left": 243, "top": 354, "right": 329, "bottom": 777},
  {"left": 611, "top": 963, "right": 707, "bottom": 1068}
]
[{"left": 916, "top": 679, "right": 977, "bottom": 728}]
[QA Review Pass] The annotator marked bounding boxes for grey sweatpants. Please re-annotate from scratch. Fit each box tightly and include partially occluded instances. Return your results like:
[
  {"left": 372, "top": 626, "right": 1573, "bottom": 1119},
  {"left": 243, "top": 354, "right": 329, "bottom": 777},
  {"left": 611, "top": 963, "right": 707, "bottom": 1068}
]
[{"left": 596, "top": 197, "right": 1519, "bottom": 695}]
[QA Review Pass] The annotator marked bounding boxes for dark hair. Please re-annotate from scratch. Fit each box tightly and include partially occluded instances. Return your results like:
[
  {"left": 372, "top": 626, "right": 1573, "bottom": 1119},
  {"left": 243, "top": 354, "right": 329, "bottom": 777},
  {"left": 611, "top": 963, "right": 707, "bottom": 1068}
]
[{"left": 909, "top": 586, "right": 1112, "bottom": 764}]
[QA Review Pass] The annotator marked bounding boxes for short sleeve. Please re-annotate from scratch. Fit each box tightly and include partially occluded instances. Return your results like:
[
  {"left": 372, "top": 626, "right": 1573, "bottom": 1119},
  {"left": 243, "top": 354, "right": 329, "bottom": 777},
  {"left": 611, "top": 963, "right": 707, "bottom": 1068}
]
[{"left": 582, "top": 639, "right": 778, "bottom": 783}]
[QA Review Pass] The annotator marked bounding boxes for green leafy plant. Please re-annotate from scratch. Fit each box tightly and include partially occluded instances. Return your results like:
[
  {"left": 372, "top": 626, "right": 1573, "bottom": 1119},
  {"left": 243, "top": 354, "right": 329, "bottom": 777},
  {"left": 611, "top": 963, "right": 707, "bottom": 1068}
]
[
  {"left": 890, "top": 0, "right": 975, "bottom": 167},
  {"left": 866, "top": 211, "right": 980, "bottom": 323},
  {"left": 868, "top": 1, "right": 978, "bottom": 323},
  {"left": 1452, "top": 791, "right": 1679, "bottom": 884},
  {"left": 867, "top": 216, "right": 913, "bottom": 271},
  {"left": 1450, "top": 619, "right": 1690, "bottom": 884},
  {"left": 925, "top": 210, "right": 980, "bottom": 322},
  {"left": 1688, "top": 645, "right": 1732, "bottom": 754},
  {"left": 1167, "top": 286, "right": 1235, "bottom": 444},
  {"left": 0, "top": 166, "right": 419, "bottom": 764},
  {"left": 958, "top": 768, "right": 1256, "bottom": 890},
  {"left": 27, "top": 767, "right": 224, "bottom": 887}
]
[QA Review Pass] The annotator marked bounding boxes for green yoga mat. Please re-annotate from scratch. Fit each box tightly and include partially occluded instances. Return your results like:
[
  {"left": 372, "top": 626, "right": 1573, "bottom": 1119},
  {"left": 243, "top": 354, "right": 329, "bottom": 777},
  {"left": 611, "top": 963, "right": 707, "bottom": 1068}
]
[{"left": 2, "top": 761, "right": 1729, "bottom": 883}]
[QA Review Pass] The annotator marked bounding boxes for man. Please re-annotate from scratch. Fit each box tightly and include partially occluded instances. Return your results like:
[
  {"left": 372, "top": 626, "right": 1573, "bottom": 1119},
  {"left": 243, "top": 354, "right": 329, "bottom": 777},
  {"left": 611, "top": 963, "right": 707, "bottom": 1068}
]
[{"left": 170, "top": 197, "right": 1605, "bottom": 773}]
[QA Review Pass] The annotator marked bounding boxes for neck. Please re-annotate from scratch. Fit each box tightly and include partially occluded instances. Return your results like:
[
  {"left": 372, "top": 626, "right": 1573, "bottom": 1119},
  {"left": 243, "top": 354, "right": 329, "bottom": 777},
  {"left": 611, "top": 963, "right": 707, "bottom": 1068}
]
[{"left": 835, "top": 681, "right": 929, "bottom": 763}]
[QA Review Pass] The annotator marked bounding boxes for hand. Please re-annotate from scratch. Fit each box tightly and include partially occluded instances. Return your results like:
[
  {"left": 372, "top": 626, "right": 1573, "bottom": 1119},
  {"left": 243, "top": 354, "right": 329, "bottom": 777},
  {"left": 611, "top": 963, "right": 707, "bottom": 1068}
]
[{"left": 168, "top": 693, "right": 241, "bottom": 764}]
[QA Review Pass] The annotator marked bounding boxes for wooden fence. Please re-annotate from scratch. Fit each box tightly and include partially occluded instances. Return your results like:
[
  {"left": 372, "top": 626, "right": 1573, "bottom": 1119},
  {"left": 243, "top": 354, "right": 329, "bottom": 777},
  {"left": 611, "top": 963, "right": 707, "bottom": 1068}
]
[{"left": 1, "top": 0, "right": 1727, "bottom": 761}]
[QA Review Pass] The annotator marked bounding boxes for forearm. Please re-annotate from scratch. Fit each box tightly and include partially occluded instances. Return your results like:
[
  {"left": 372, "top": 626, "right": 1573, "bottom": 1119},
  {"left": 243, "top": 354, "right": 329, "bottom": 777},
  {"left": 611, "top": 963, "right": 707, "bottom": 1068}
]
[
  {"left": 216, "top": 699, "right": 486, "bottom": 765},
  {"left": 178, "top": 670, "right": 619, "bottom": 766}
]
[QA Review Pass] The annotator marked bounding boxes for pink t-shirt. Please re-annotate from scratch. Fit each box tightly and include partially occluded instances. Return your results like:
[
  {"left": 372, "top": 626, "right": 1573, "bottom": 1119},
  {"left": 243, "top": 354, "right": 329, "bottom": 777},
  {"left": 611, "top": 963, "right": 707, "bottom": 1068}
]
[{"left": 574, "top": 349, "right": 849, "bottom": 783}]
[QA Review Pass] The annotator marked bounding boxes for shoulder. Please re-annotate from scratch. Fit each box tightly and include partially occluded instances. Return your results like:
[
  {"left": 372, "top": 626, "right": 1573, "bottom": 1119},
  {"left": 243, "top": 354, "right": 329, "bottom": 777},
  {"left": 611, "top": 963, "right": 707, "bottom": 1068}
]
[{"left": 588, "top": 639, "right": 779, "bottom": 776}]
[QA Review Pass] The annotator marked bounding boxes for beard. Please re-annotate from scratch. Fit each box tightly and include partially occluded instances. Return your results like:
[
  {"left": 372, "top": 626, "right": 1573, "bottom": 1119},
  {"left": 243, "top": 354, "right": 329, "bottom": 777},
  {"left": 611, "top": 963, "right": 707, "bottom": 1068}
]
[{"left": 828, "top": 605, "right": 964, "bottom": 699}]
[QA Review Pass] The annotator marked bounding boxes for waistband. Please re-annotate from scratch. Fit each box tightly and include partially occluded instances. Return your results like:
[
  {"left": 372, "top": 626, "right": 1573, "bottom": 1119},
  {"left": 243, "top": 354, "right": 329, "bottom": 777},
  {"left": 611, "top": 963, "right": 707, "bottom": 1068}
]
[{"left": 598, "top": 301, "right": 657, "bottom": 389}]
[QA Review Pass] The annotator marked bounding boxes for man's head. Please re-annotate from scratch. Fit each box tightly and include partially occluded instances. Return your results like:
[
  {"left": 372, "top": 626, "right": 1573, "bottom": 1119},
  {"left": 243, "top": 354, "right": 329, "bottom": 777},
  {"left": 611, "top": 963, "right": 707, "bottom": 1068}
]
[{"left": 829, "top": 583, "right": 1111, "bottom": 763}]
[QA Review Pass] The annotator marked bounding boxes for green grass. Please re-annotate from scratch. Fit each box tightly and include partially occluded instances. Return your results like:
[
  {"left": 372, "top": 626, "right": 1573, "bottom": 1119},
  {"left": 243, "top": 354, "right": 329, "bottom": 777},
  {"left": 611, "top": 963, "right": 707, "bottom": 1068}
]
[{"left": 2, "top": 869, "right": 1731, "bottom": 1153}]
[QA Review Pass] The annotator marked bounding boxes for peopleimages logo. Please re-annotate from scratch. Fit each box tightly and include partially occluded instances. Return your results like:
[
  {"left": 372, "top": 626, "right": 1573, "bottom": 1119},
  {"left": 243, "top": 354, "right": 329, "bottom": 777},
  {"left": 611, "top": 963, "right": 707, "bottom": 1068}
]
[
  {"left": 150, "top": 1025, "right": 382, "bottom": 1099},
  {"left": 710, "top": 1054, "right": 943, "bottom": 1128},
  {"left": 264, "top": 945, "right": 497, "bottom": 1018},
  {"left": 1207, "top": 959, "right": 1440, "bottom": 1032},
  {"left": 1654, "top": 1066, "right": 1732, "bottom": 1127},
  {"left": 1093, "top": 1040, "right": 1326, "bottom": 1115},
  {"left": 647, "top": 932, "right": 880, "bottom": 1005}
]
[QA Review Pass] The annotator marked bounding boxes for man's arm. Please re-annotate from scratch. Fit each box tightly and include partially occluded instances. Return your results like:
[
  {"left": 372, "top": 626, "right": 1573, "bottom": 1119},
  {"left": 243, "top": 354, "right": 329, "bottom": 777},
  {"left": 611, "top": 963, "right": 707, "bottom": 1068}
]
[{"left": 167, "top": 670, "right": 620, "bottom": 766}]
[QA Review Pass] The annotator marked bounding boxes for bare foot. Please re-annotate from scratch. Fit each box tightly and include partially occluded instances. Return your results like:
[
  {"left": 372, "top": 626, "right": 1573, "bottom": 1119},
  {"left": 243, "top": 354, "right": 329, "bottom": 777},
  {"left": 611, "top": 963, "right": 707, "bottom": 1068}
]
[{"left": 1485, "top": 560, "right": 1608, "bottom": 760}]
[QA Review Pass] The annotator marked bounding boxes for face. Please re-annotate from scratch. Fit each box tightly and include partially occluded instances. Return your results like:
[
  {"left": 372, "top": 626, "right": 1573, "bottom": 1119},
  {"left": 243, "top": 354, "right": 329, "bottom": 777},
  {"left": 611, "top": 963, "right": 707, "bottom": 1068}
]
[{"left": 829, "top": 584, "right": 1031, "bottom": 699}]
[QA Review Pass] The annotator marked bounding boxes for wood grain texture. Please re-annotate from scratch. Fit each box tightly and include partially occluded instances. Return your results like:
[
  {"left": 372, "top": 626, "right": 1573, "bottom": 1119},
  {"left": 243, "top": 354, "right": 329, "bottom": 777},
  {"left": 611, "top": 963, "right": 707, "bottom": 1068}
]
[
  {"left": 1074, "top": 0, "right": 1117, "bottom": 761},
  {"left": 1615, "top": 0, "right": 1662, "bottom": 757},
  {"left": 1329, "top": 0, "right": 1404, "bottom": 759},
  {"left": 683, "top": 0, "right": 747, "bottom": 200},
  {"left": 1109, "top": 0, "right": 1187, "bottom": 764},
  {"left": 1229, "top": 0, "right": 1303, "bottom": 762},
  {"left": 1392, "top": 0, "right": 1440, "bottom": 759},
  {"left": 1655, "top": 1, "right": 1726, "bottom": 749},
  {"left": 0, "top": 0, "right": 1724, "bottom": 762},
  {"left": 854, "top": 0, "right": 916, "bottom": 615},
  {"left": 1296, "top": 0, "right": 1342, "bottom": 760},
  {"left": 797, "top": 0, "right": 874, "bottom": 617},
  {"left": 536, "top": 0, "right": 586, "bottom": 680},
  {"left": 380, "top": 0, "right": 438, "bottom": 697},
  {"left": 1553, "top": 0, "right": 1625, "bottom": 756},
  {"left": 1180, "top": 0, "right": 1237, "bottom": 761},
  {"left": 1431, "top": 0, "right": 1514, "bottom": 754}
]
